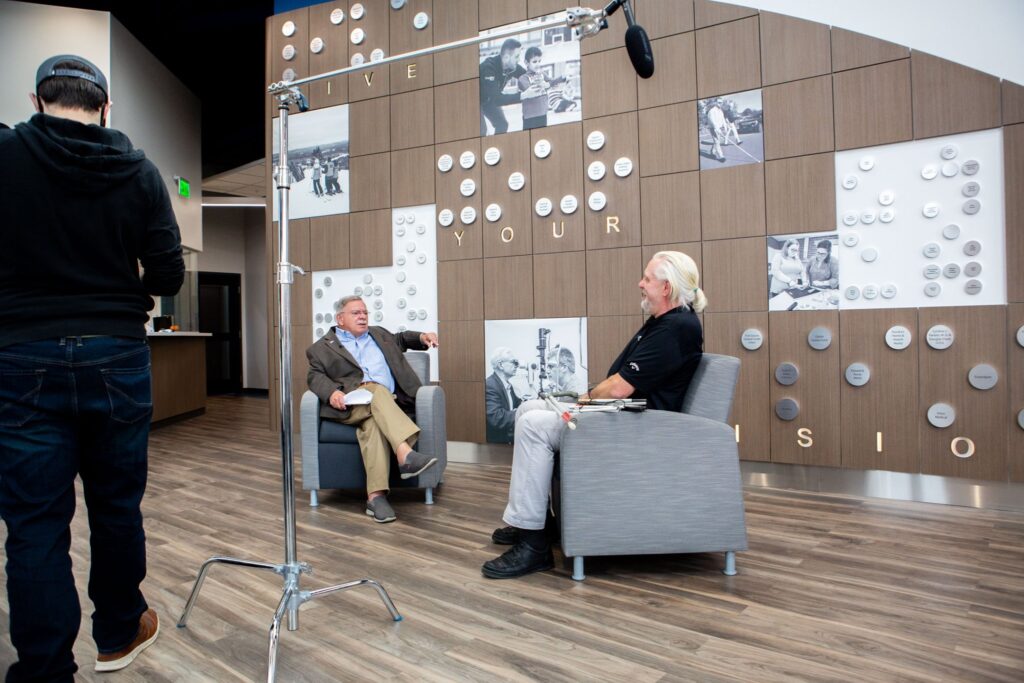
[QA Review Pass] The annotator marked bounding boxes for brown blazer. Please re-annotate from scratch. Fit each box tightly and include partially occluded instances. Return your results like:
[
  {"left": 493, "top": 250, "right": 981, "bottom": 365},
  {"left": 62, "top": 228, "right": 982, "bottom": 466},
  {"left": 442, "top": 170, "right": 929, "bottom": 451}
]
[{"left": 306, "top": 326, "right": 428, "bottom": 420}]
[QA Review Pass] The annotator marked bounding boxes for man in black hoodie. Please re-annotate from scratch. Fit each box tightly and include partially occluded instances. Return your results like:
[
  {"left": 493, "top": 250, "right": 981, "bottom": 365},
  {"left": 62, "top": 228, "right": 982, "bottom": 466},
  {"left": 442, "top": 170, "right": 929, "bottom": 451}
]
[{"left": 0, "top": 55, "right": 184, "bottom": 680}]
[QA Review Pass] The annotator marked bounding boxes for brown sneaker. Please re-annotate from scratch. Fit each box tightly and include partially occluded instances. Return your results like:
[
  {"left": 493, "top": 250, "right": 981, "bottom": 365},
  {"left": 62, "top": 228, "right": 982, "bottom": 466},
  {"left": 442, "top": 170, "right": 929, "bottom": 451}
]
[{"left": 95, "top": 608, "right": 159, "bottom": 672}]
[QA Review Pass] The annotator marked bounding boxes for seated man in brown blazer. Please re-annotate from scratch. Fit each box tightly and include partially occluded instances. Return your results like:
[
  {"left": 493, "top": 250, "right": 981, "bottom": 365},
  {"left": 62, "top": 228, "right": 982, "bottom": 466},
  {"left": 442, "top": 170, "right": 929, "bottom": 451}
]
[{"left": 307, "top": 295, "right": 439, "bottom": 523}]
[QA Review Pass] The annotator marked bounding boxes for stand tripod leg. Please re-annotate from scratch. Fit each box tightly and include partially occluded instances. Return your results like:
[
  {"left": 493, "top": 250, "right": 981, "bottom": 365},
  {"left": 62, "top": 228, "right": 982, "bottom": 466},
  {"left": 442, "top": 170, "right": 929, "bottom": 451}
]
[
  {"left": 177, "top": 556, "right": 283, "bottom": 628},
  {"left": 307, "top": 579, "right": 403, "bottom": 622},
  {"left": 267, "top": 590, "right": 290, "bottom": 683}
]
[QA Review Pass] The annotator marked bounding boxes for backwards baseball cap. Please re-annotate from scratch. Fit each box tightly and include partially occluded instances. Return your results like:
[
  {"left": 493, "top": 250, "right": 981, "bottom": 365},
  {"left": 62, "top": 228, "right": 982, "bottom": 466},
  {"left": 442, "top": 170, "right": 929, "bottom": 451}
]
[{"left": 35, "top": 54, "right": 108, "bottom": 99}]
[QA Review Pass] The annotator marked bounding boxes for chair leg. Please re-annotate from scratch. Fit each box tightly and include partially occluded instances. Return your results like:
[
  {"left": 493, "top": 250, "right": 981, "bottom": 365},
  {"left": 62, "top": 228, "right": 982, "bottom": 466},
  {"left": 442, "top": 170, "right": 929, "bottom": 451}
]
[
  {"left": 424, "top": 487, "right": 434, "bottom": 505},
  {"left": 309, "top": 490, "right": 319, "bottom": 507},
  {"left": 723, "top": 550, "right": 737, "bottom": 576},
  {"left": 572, "top": 557, "right": 585, "bottom": 581}
]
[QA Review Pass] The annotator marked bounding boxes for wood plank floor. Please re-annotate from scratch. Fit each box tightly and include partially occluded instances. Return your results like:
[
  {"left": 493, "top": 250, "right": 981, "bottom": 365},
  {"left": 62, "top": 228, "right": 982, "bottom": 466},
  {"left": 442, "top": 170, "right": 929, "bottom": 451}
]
[{"left": 2, "top": 395, "right": 1023, "bottom": 681}]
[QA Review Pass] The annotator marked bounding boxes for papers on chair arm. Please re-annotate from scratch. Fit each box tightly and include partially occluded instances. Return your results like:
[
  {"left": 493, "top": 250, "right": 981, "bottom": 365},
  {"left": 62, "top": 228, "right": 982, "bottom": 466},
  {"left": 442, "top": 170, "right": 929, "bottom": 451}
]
[{"left": 344, "top": 388, "right": 374, "bottom": 405}]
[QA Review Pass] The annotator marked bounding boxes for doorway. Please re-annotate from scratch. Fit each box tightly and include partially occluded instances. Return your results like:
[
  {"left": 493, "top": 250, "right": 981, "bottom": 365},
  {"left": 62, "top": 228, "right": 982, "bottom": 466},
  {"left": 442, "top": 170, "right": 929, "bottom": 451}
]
[{"left": 198, "top": 271, "right": 243, "bottom": 395}]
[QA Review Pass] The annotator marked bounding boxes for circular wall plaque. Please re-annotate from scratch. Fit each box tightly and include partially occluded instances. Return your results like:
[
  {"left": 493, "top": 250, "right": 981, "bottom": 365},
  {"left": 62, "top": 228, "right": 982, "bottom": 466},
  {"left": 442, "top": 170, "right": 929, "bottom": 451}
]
[
  {"left": 350, "top": 53, "right": 365, "bottom": 66},
  {"left": 941, "top": 161, "right": 959, "bottom": 178},
  {"left": 535, "top": 198, "right": 553, "bottom": 217},
  {"left": 922, "top": 202, "right": 940, "bottom": 219},
  {"left": 363, "top": 273, "right": 374, "bottom": 284},
  {"left": 923, "top": 243, "right": 941, "bottom": 258},
  {"left": 964, "top": 261, "right": 982, "bottom": 277},
  {"left": 927, "top": 403, "right": 956, "bottom": 429},
  {"left": 861, "top": 247, "right": 878, "bottom": 263},
  {"left": 396, "top": 298, "right": 406, "bottom": 309},
  {"left": 282, "top": 45, "right": 296, "bottom": 61},
  {"left": 968, "top": 364, "right": 998, "bottom": 390},
  {"left": 963, "top": 240, "right": 982, "bottom": 256},
  {"left": 921, "top": 164, "right": 938, "bottom": 180},
  {"left": 613, "top": 157, "right": 634, "bottom": 177},
  {"left": 314, "top": 288, "right": 323, "bottom": 299},
  {"left": 282, "top": 68, "right": 296, "bottom": 82},
  {"left": 350, "top": 28, "right": 365, "bottom": 44},
  {"left": 962, "top": 181, "right": 981, "bottom": 197},
  {"left": 437, "top": 154, "right": 453, "bottom": 172},
  {"left": 842, "top": 174, "right": 858, "bottom": 190},
  {"left": 459, "top": 151, "right": 476, "bottom": 169},
  {"left": 586, "top": 130, "right": 605, "bottom": 150},
  {"left": 395, "top": 213, "right": 406, "bottom": 226},
  {"left": 885, "top": 325, "right": 912, "bottom": 350},
  {"left": 961, "top": 159, "right": 980, "bottom": 175},
  {"left": 861, "top": 209, "right": 876, "bottom": 225},
  {"left": 881, "top": 283, "right": 898, "bottom": 299},
  {"left": 923, "top": 264, "right": 941, "bottom": 279},
  {"left": 807, "top": 327, "right": 832, "bottom": 350},
  {"left": 508, "top": 172, "right": 525, "bottom": 191},
  {"left": 843, "top": 233, "right": 860, "bottom": 247},
  {"left": 413, "top": 12, "right": 430, "bottom": 29},
  {"left": 404, "top": 242, "right": 415, "bottom": 253},
  {"left": 485, "top": 203, "right": 502, "bottom": 222},
  {"left": 845, "top": 363, "right": 870, "bottom": 386},
  {"left": 1017, "top": 324, "right": 1024, "bottom": 348},
  {"left": 940, "top": 143, "right": 958, "bottom": 160},
  {"left": 943, "top": 263, "right": 961, "bottom": 279},
  {"left": 962, "top": 199, "right": 981, "bottom": 215},
  {"left": 407, "top": 285, "right": 417, "bottom": 295},
  {"left": 775, "top": 398, "right": 800, "bottom": 421},
  {"left": 588, "top": 161, "right": 606, "bottom": 181},
  {"left": 879, "top": 208, "right": 895, "bottom": 223},
  {"left": 350, "top": 3, "right": 365, "bottom": 19},
  {"left": 775, "top": 363, "right": 799, "bottom": 386},
  {"left": 396, "top": 226, "right": 406, "bottom": 237},
  {"left": 844, "top": 285, "right": 861, "bottom": 300},
  {"left": 315, "top": 312, "right": 324, "bottom": 324},
  {"left": 330, "top": 8, "right": 346, "bottom": 24},
  {"left": 1018, "top": 409, "right": 1024, "bottom": 430},
  {"left": 878, "top": 189, "right": 894, "bottom": 205},
  {"left": 310, "top": 37, "right": 324, "bottom": 54},
  {"left": 370, "top": 48, "right": 385, "bottom": 62},
  {"left": 460, "top": 206, "right": 476, "bottom": 224},
  {"left": 740, "top": 329, "right": 763, "bottom": 351},
  {"left": 843, "top": 211, "right": 859, "bottom": 226},
  {"left": 862, "top": 284, "right": 879, "bottom": 299},
  {"left": 859, "top": 156, "right": 875, "bottom": 171},
  {"left": 316, "top": 327, "right": 325, "bottom": 337},
  {"left": 484, "top": 146, "right": 501, "bottom": 165},
  {"left": 964, "top": 279, "right": 983, "bottom": 295},
  {"left": 459, "top": 178, "right": 476, "bottom": 197},
  {"left": 417, "top": 253, "right": 427, "bottom": 264},
  {"left": 437, "top": 209, "right": 453, "bottom": 227},
  {"left": 391, "top": 0, "right": 407, "bottom": 9},
  {"left": 588, "top": 191, "right": 607, "bottom": 211},
  {"left": 924, "top": 282, "right": 942, "bottom": 297},
  {"left": 282, "top": 20, "right": 296, "bottom": 36},
  {"left": 534, "top": 139, "right": 551, "bottom": 158},
  {"left": 560, "top": 195, "right": 578, "bottom": 214},
  {"left": 942, "top": 223, "right": 961, "bottom": 240},
  {"left": 926, "top": 324, "right": 954, "bottom": 350}
]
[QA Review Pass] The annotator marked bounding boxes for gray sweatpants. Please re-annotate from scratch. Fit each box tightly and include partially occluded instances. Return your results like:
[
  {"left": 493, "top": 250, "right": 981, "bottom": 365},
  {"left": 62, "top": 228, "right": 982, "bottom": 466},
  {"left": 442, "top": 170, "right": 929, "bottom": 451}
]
[{"left": 502, "top": 399, "right": 567, "bottom": 530}]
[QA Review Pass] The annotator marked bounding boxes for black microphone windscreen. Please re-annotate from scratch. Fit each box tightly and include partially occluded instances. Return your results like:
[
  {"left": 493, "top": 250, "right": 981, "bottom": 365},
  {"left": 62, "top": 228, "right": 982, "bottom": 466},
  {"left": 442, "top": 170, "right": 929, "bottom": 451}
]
[{"left": 625, "top": 24, "right": 654, "bottom": 79}]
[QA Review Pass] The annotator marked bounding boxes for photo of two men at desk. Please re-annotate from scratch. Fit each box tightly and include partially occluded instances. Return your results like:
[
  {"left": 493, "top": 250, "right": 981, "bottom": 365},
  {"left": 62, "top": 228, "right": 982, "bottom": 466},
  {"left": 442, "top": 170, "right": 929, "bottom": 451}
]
[
  {"left": 483, "top": 318, "right": 588, "bottom": 444},
  {"left": 767, "top": 233, "right": 841, "bottom": 311}
]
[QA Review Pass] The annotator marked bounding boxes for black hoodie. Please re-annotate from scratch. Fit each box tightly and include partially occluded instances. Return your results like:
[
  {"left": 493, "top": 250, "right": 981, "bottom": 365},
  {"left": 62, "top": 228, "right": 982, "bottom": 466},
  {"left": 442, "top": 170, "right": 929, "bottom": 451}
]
[{"left": 0, "top": 113, "right": 185, "bottom": 348}]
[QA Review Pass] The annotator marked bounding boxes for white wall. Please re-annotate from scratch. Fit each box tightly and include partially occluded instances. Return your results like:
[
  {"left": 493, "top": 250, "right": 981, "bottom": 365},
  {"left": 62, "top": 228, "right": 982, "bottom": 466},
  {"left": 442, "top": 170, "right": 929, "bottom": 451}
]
[
  {"left": 0, "top": 1, "right": 110, "bottom": 128},
  {"left": 199, "top": 207, "right": 269, "bottom": 390},
  {"left": 724, "top": 0, "right": 1024, "bottom": 85},
  {"left": 110, "top": 18, "right": 202, "bottom": 251}
]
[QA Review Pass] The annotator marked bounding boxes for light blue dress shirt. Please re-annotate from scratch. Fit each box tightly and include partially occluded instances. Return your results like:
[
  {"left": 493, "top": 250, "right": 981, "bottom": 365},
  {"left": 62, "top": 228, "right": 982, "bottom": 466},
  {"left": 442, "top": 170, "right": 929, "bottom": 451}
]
[{"left": 336, "top": 327, "right": 396, "bottom": 393}]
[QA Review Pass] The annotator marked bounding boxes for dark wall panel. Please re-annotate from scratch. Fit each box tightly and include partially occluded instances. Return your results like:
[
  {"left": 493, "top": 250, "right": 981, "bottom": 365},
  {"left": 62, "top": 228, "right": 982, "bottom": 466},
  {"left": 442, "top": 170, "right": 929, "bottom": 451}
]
[{"left": 833, "top": 60, "right": 913, "bottom": 151}]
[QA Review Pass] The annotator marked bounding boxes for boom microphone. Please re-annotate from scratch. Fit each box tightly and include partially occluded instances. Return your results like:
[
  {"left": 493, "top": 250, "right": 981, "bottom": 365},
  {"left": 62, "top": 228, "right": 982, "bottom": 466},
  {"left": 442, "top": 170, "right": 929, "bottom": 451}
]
[{"left": 603, "top": 0, "right": 654, "bottom": 78}]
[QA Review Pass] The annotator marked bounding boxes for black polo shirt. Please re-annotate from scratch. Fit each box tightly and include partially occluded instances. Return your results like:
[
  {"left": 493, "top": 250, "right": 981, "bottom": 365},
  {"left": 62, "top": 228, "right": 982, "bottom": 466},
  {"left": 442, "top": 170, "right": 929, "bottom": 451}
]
[{"left": 607, "top": 305, "right": 703, "bottom": 412}]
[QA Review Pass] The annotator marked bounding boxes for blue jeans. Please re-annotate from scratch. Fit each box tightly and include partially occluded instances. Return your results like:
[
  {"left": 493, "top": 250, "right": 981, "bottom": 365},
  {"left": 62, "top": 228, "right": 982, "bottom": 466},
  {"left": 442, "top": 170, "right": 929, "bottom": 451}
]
[{"left": 0, "top": 337, "right": 152, "bottom": 682}]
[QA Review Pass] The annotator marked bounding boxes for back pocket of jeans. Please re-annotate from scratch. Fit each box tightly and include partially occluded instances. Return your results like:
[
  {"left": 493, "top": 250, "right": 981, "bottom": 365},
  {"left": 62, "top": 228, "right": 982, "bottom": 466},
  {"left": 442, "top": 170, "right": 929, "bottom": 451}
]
[
  {"left": 100, "top": 366, "right": 153, "bottom": 424},
  {"left": 0, "top": 370, "right": 45, "bottom": 428}
]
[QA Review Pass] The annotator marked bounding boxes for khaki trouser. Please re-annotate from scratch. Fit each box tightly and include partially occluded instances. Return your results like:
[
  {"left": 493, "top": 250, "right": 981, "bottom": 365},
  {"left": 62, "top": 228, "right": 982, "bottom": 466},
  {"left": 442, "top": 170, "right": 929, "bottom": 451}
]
[{"left": 338, "top": 383, "right": 420, "bottom": 494}]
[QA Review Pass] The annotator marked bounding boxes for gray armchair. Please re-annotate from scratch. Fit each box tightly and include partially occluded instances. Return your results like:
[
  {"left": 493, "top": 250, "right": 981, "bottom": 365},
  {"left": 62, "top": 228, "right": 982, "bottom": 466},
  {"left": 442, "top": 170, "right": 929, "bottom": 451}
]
[
  {"left": 557, "top": 353, "right": 747, "bottom": 581},
  {"left": 300, "top": 352, "right": 447, "bottom": 506}
]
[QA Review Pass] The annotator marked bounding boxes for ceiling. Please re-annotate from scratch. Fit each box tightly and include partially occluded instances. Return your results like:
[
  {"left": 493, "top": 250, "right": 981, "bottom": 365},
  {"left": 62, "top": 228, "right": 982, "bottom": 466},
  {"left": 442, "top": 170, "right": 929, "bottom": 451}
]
[
  {"left": 203, "top": 158, "right": 267, "bottom": 197},
  {"left": 30, "top": 0, "right": 275, "bottom": 179}
]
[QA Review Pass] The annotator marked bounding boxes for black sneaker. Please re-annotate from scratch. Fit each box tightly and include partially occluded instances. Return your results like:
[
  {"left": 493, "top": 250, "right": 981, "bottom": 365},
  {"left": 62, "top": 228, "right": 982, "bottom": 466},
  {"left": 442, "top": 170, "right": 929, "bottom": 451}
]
[
  {"left": 399, "top": 450, "right": 437, "bottom": 479},
  {"left": 481, "top": 541, "right": 554, "bottom": 579},
  {"left": 491, "top": 526, "right": 518, "bottom": 545}
]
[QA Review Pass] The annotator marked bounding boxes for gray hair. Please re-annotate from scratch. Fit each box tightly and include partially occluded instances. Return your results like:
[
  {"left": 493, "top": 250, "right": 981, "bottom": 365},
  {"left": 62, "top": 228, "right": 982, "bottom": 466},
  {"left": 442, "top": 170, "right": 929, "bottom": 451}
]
[
  {"left": 652, "top": 251, "right": 707, "bottom": 313},
  {"left": 490, "top": 346, "right": 516, "bottom": 370},
  {"left": 334, "top": 295, "right": 364, "bottom": 314}
]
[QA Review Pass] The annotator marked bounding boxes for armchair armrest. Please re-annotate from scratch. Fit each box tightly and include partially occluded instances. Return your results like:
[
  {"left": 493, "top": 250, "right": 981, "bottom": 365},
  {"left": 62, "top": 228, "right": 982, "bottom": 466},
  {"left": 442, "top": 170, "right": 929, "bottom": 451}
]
[
  {"left": 300, "top": 390, "right": 323, "bottom": 490},
  {"left": 558, "top": 409, "right": 747, "bottom": 558},
  {"left": 414, "top": 384, "right": 447, "bottom": 485}
]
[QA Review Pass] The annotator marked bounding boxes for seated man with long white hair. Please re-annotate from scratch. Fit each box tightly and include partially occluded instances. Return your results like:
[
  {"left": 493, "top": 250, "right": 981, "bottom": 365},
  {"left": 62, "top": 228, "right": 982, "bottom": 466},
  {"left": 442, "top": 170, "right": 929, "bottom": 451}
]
[{"left": 482, "top": 251, "right": 706, "bottom": 579}]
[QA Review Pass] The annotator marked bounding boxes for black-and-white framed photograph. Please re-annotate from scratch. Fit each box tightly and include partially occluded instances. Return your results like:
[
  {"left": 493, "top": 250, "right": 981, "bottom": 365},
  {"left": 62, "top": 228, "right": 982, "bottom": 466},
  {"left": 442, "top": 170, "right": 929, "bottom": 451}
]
[
  {"left": 698, "top": 89, "right": 764, "bottom": 170},
  {"left": 478, "top": 13, "right": 582, "bottom": 137},
  {"left": 271, "top": 104, "right": 349, "bottom": 221},
  {"left": 768, "top": 232, "right": 841, "bottom": 311},
  {"left": 483, "top": 317, "right": 588, "bottom": 444}
]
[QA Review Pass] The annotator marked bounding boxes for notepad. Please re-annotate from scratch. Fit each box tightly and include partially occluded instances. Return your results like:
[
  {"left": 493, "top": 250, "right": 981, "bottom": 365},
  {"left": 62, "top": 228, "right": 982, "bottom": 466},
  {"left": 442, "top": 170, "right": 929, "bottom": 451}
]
[{"left": 344, "top": 388, "right": 374, "bottom": 405}]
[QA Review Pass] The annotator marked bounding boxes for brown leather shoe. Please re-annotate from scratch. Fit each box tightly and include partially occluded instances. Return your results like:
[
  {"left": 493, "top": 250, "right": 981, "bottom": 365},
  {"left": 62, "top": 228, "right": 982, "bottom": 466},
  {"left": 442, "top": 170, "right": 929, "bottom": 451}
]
[{"left": 95, "top": 608, "right": 159, "bottom": 672}]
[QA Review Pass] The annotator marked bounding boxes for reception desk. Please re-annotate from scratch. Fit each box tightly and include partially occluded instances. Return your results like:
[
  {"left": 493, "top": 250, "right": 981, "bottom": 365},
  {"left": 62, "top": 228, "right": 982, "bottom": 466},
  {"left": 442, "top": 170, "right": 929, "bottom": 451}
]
[{"left": 148, "top": 332, "right": 210, "bottom": 425}]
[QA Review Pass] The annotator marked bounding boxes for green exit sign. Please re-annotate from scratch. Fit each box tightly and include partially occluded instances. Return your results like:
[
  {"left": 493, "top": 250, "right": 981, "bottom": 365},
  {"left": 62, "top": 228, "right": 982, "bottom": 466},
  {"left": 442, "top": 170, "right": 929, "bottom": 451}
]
[{"left": 174, "top": 176, "right": 190, "bottom": 198}]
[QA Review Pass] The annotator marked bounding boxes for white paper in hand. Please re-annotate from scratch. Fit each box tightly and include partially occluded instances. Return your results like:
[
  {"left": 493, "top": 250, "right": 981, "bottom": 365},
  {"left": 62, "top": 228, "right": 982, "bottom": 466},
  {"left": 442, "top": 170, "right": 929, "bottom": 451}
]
[{"left": 344, "top": 388, "right": 374, "bottom": 406}]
